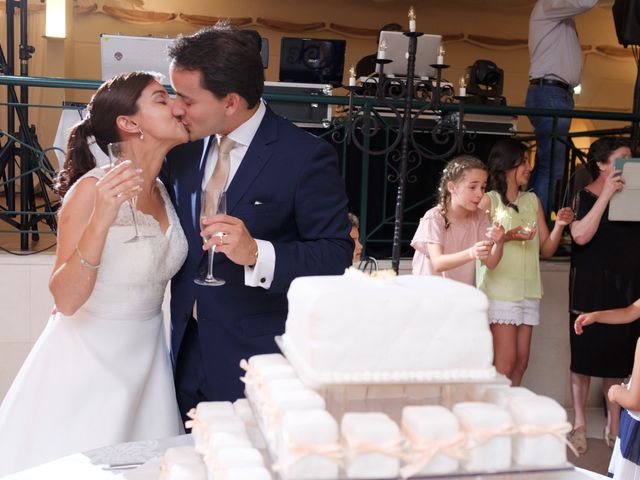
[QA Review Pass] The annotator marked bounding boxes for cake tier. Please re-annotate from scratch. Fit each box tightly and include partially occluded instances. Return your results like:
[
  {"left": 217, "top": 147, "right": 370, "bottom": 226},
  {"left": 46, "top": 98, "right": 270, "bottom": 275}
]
[{"left": 282, "top": 272, "right": 495, "bottom": 386}]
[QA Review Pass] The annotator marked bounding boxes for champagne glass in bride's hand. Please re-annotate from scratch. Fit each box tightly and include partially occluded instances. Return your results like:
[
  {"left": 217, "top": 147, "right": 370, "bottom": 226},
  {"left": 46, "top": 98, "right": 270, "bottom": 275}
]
[
  {"left": 107, "top": 141, "right": 154, "bottom": 243},
  {"left": 195, "top": 189, "right": 227, "bottom": 287}
]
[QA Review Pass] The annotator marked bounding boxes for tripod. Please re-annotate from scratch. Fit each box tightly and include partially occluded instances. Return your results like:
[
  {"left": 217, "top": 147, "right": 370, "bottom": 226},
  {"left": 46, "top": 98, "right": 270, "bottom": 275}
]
[{"left": 0, "top": 0, "right": 58, "bottom": 251}]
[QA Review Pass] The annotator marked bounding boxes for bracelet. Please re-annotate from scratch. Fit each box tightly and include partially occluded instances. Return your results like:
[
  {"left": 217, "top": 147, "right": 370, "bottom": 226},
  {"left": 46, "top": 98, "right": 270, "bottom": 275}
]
[{"left": 76, "top": 247, "right": 100, "bottom": 270}]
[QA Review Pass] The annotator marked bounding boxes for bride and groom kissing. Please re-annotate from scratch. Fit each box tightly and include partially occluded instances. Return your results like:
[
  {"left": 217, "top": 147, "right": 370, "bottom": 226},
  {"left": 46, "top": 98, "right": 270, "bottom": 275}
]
[{"left": 0, "top": 23, "right": 353, "bottom": 475}]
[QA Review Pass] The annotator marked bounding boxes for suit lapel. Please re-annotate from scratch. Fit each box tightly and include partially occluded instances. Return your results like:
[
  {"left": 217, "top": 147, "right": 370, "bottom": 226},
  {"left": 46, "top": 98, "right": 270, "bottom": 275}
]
[{"left": 226, "top": 108, "right": 278, "bottom": 214}]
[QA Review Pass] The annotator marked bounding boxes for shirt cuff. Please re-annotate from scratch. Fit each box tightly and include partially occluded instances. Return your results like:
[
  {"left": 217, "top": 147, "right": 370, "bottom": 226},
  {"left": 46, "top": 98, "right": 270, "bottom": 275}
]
[{"left": 244, "top": 239, "right": 275, "bottom": 289}]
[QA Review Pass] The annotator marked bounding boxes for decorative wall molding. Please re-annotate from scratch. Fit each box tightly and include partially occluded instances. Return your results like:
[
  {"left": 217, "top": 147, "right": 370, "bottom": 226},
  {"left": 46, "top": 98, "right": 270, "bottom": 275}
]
[
  {"left": 328, "top": 23, "right": 378, "bottom": 38},
  {"left": 256, "top": 17, "right": 324, "bottom": 32},
  {"left": 64, "top": 4, "right": 636, "bottom": 62},
  {"left": 179, "top": 14, "right": 252, "bottom": 27},
  {"left": 102, "top": 5, "right": 176, "bottom": 23},
  {"left": 75, "top": 3, "right": 98, "bottom": 15}
]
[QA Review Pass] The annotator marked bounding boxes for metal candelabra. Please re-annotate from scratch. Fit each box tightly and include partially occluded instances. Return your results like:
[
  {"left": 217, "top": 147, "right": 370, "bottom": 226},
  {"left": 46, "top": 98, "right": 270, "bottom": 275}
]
[{"left": 333, "top": 31, "right": 472, "bottom": 273}]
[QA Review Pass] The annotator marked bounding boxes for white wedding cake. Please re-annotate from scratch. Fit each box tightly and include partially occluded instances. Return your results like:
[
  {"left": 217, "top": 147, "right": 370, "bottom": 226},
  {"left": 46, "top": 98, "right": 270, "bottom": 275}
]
[
  {"left": 174, "top": 270, "right": 572, "bottom": 479},
  {"left": 279, "top": 270, "right": 495, "bottom": 384}
]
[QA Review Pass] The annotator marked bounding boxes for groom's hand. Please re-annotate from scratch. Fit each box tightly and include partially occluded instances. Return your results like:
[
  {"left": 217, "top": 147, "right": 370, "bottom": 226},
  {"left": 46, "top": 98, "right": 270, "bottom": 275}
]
[{"left": 201, "top": 214, "right": 259, "bottom": 266}]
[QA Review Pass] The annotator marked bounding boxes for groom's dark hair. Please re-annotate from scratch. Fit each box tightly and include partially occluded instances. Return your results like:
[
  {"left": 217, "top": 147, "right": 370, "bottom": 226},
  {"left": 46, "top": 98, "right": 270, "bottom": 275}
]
[{"left": 168, "top": 22, "right": 264, "bottom": 109}]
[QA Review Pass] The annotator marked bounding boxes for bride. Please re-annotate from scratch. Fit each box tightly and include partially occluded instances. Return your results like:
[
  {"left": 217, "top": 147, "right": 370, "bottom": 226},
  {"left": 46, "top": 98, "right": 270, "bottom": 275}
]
[{"left": 0, "top": 71, "right": 189, "bottom": 475}]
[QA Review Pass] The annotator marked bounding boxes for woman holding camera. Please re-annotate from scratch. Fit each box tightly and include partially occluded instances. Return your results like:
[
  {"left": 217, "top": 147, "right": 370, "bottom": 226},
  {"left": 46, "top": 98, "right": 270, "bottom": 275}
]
[{"left": 568, "top": 136, "right": 640, "bottom": 454}]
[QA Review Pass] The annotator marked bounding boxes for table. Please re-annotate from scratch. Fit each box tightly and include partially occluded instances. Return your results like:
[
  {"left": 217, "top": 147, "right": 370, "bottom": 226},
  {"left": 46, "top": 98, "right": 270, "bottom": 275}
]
[{"left": 4, "top": 433, "right": 609, "bottom": 480}]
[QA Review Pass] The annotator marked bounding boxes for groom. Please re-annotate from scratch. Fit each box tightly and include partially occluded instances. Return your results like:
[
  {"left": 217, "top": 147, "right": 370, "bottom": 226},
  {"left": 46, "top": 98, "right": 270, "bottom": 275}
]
[{"left": 163, "top": 23, "right": 353, "bottom": 418}]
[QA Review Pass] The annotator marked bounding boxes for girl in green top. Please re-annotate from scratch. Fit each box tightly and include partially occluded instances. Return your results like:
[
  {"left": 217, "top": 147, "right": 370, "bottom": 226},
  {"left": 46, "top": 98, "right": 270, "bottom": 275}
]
[{"left": 477, "top": 139, "right": 574, "bottom": 386}]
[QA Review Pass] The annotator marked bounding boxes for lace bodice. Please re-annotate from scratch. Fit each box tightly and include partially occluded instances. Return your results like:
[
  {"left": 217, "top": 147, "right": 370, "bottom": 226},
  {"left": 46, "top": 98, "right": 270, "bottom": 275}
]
[{"left": 69, "top": 167, "right": 188, "bottom": 320}]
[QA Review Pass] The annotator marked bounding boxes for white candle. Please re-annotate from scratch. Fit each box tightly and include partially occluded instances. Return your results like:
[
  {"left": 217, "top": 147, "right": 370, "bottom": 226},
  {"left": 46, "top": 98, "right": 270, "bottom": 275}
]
[
  {"left": 348, "top": 65, "right": 356, "bottom": 86},
  {"left": 437, "top": 45, "right": 445, "bottom": 65},
  {"left": 459, "top": 75, "right": 466, "bottom": 96},
  {"left": 378, "top": 39, "right": 387, "bottom": 60},
  {"left": 408, "top": 6, "right": 416, "bottom": 33},
  {"left": 349, "top": 76, "right": 356, "bottom": 87}
]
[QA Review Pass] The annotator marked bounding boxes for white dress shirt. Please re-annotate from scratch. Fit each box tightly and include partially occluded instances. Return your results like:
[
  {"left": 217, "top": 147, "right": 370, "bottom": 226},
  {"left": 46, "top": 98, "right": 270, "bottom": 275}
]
[{"left": 200, "top": 101, "right": 276, "bottom": 289}]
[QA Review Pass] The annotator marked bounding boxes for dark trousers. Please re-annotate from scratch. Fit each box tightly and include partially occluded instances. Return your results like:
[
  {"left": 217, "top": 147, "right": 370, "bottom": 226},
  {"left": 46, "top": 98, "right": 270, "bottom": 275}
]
[{"left": 174, "top": 317, "right": 209, "bottom": 424}]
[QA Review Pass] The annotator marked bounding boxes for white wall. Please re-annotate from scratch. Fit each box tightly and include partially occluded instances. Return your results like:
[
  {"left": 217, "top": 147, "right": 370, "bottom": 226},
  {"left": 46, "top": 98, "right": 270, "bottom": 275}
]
[{"left": 0, "top": 253, "right": 600, "bottom": 409}]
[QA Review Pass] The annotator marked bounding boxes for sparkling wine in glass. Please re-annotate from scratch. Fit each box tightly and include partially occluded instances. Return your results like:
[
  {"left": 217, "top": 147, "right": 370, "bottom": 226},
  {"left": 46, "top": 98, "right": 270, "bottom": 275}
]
[
  {"left": 107, "top": 141, "right": 154, "bottom": 243},
  {"left": 519, "top": 220, "right": 537, "bottom": 236},
  {"left": 194, "top": 189, "right": 227, "bottom": 287}
]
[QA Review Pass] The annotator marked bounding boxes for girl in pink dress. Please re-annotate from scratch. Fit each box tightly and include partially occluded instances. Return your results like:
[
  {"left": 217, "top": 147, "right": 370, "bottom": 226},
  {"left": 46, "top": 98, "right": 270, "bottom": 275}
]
[{"left": 411, "top": 155, "right": 505, "bottom": 286}]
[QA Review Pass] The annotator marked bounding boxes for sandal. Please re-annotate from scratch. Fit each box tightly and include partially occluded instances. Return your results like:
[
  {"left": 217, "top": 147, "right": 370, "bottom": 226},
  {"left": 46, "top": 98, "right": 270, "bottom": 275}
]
[
  {"left": 604, "top": 425, "right": 616, "bottom": 448},
  {"left": 568, "top": 429, "right": 588, "bottom": 455}
]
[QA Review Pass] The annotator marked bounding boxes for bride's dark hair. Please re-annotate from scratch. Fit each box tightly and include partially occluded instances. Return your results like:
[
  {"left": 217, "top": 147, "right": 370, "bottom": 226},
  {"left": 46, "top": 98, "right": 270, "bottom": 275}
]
[{"left": 54, "top": 71, "right": 160, "bottom": 197}]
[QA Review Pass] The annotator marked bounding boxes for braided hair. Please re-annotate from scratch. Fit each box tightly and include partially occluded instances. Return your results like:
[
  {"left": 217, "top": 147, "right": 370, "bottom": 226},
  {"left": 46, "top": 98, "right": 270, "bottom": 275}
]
[
  {"left": 437, "top": 155, "right": 488, "bottom": 229},
  {"left": 54, "top": 71, "right": 160, "bottom": 197},
  {"left": 487, "top": 138, "right": 529, "bottom": 213}
]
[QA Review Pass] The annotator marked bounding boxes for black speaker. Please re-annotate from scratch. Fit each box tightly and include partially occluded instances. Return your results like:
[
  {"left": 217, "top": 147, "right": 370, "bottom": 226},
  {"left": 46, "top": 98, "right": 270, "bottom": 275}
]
[{"left": 613, "top": 0, "right": 640, "bottom": 47}]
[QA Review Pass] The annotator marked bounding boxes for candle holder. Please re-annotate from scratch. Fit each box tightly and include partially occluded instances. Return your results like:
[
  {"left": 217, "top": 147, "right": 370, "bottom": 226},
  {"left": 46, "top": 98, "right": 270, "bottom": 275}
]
[
  {"left": 373, "top": 58, "right": 392, "bottom": 98},
  {"left": 328, "top": 30, "right": 469, "bottom": 273},
  {"left": 429, "top": 63, "right": 449, "bottom": 111}
]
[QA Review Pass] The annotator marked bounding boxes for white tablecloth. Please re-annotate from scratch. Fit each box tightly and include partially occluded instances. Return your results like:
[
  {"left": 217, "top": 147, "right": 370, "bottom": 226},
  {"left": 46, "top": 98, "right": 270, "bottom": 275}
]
[
  {"left": 4, "top": 434, "right": 608, "bottom": 480},
  {"left": 4, "top": 435, "right": 192, "bottom": 480}
]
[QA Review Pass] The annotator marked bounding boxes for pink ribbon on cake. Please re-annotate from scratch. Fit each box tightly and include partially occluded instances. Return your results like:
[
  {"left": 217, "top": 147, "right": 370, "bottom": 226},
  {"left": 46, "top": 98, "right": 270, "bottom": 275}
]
[
  {"left": 239, "top": 358, "right": 255, "bottom": 385},
  {"left": 239, "top": 358, "right": 270, "bottom": 403},
  {"left": 159, "top": 456, "right": 169, "bottom": 474},
  {"left": 463, "top": 424, "right": 517, "bottom": 448},
  {"left": 184, "top": 407, "right": 198, "bottom": 431},
  {"left": 271, "top": 440, "right": 343, "bottom": 472},
  {"left": 184, "top": 408, "right": 218, "bottom": 451},
  {"left": 400, "top": 426, "right": 467, "bottom": 478},
  {"left": 344, "top": 437, "right": 404, "bottom": 458},
  {"left": 518, "top": 422, "right": 578, "bottom": 456}
]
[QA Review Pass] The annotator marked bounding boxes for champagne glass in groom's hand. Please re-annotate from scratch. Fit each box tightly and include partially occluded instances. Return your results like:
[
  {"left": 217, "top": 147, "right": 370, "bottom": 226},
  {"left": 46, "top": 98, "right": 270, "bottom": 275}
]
[{"left": 195, "top": 189, "right": 227, "bottom": 286}]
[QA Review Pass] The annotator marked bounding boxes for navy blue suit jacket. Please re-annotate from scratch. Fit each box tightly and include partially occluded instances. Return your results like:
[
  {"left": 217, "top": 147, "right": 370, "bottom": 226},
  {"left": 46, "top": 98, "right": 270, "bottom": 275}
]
[{"left": 162, "top": 107, "right": 353, "bottom": 401}]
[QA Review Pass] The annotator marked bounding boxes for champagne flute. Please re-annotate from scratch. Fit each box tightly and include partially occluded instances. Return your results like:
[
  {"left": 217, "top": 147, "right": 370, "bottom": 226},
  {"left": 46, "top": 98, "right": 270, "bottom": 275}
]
[
  {"left": 194, "top": 189, "right": 226, "bottom": 286},
  {"left": 107, "top": 141, "right": 154, "bottom": 243}
]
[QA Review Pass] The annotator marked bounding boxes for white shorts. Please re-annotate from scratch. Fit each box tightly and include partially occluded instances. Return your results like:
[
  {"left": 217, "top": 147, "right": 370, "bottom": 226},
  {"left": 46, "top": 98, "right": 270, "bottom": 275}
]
[{"left": 487, "top": 298, "right": 540, "bottom": 326}]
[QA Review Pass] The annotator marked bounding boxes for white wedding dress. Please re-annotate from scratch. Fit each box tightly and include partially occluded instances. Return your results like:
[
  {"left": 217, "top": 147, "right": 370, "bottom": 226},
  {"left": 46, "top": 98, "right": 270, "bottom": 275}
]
[{"left": 0, "top": 168, "right": 188, "bottom": 476}]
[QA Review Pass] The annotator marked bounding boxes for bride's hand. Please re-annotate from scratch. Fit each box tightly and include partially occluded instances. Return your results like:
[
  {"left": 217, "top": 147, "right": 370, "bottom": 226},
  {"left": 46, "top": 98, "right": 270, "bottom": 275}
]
[{"left": 93, "top": 161, "right": 143, "bottom": 229}]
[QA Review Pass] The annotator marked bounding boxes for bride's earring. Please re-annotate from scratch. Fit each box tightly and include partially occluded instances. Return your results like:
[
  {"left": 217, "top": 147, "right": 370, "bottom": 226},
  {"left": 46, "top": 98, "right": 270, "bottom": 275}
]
[{"left": 138, "top": 129, "right": 144, "bottom": 140}]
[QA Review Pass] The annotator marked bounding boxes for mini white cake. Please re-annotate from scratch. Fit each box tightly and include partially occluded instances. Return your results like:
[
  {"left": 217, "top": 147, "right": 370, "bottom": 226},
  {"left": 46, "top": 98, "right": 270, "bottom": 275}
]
[
  {"left": 281, "top": 271, "right": 494, "bottom": 383},
  {"left": 402, "top": 406, "right": 463, "bottom": 475},
  {"left": 483, "top": 386, "right": 536, "bottom": 409},
  {"left": 233, "top": 398, "right": 266, "bottom": 449},
  {"left": 341, "top": 412, "right": 402, "bottom": 479},
  {"left": 270, "top": 388, "right": 326, "bottom": 418},
  {"left": 265, "top": 388, "right": 327, "bottom": 449},
  {"left": 203, "top": 446, "right": 264, "bottom": 473},
  {"left": 276, "top": 409, "right": 340, "bottom": 479},
  {"left": 213, "top": 466, "right": 272, "bottom": 480},
  {"left": 453, "top": 402, "right": 513, "bottom": 472},
  {"left": 192, "top": 417, "right": 247, "bottom": 452},
  {"left": 264, "top": 378, "right": 306, "bottom": 401},
  {"left": 160, "top": 446, "right": 207, "bottom": 480},
  {"left": 187, "top": 401, "right": 237, "bottom": 448},
  {"left": 203, "top": 431, "right": 252, "bottom": 451},
  {"left": 509, "top": 396, "right": 569, "bottom": 467}
]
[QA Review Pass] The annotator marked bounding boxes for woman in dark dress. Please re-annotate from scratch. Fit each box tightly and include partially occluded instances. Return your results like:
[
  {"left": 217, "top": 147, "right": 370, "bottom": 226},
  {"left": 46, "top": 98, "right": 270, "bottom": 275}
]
[{"left": 568, "top": 136, "right": 640, "bottom": 454}]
